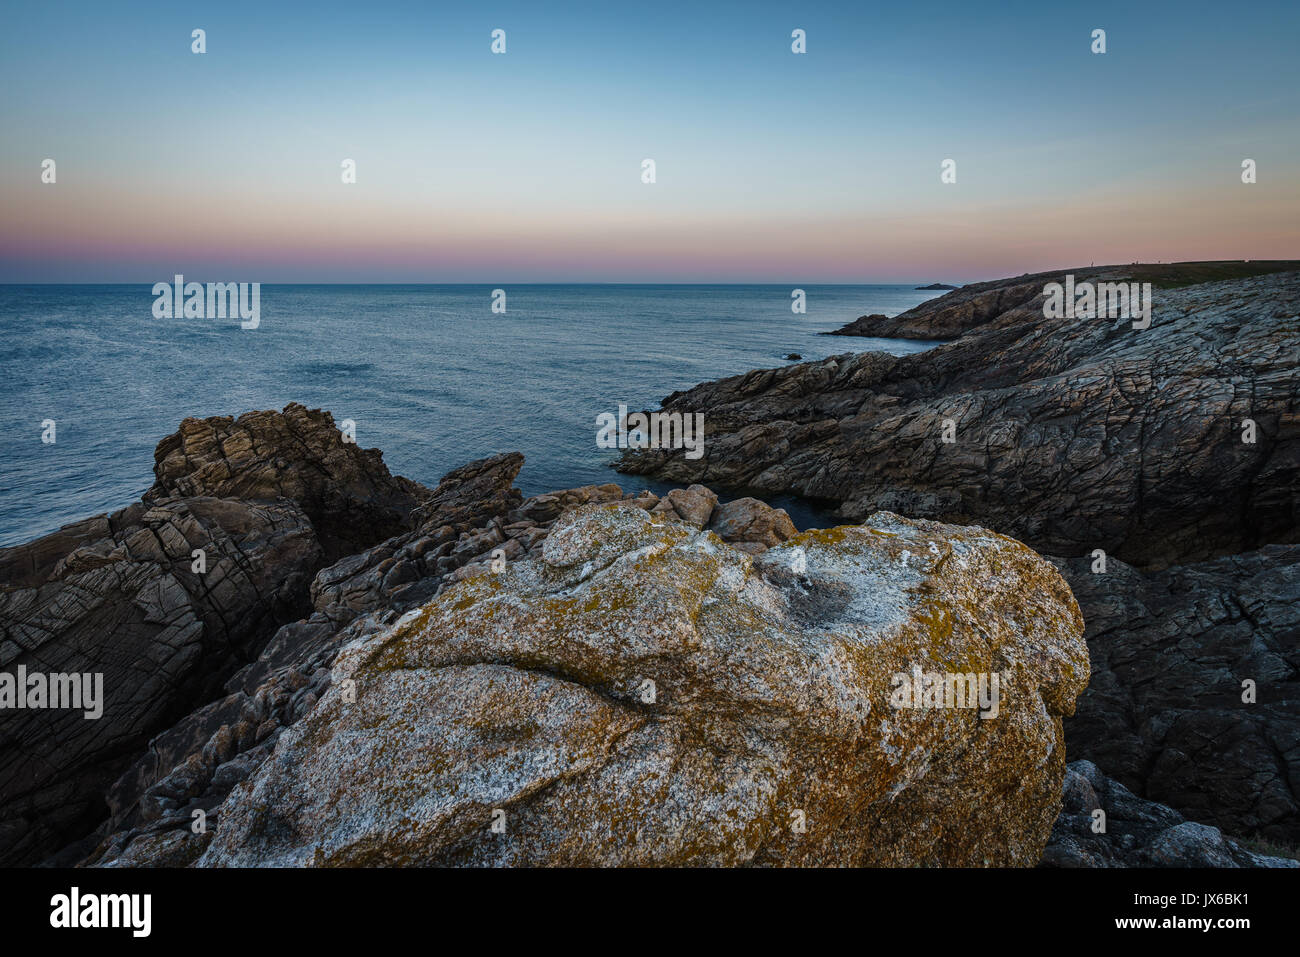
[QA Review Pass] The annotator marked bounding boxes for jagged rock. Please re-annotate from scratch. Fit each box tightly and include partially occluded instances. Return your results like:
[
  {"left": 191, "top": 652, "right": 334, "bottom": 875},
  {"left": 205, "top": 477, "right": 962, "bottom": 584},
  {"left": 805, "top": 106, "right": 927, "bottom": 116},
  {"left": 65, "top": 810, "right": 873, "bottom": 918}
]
[
  {"left": 0, "top": 496, "right": 320, "bottom": 866},
  {"left": 149, "top": 402, "right": 429, "bottom": 561},
  {"left": 1053, "top": 545, "right": 1300, "bottom": 845},
  {"left": 193, "top": 505, "right": 1087, "bottom": 867},
  {"left": 410, "top": 453, "right": 524, "bottom": 531},
  {"left": 1043, "top": 761, "right": 1297, "bottom": 867},
  {"left": 80, "top": 455, "right": 529, "bottom": 864},
  {"left": 619, "top": 269, "right": 1300, "bottom": 568},
  {"left": 309, "top": 452, "right": 529, "bottom": 621},
  {"left": 2, "top": 404, "right": 444, "bottom": 866}
]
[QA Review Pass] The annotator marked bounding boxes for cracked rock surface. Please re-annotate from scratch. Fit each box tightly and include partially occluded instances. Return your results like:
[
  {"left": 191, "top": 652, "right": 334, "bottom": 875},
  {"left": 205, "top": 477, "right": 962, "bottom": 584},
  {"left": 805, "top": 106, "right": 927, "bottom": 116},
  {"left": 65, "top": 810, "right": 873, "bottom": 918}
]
[
  {"left": 149, "top": 401, "right": 428, "bottom": 563},
  {"left": 1055, "top": 546, "right": 1300, "bottom": 845},
  {"left": 1044, "top": 760, "right": 1298, "bottom": 867},
  {"left": 0, "top": 496, "right": 320, "bottom": 866},
  {"left": 1, "top": 403, "right": 434, "bottom": 866},
  {"left": 616, "top": 270, "right": 1300, "bottom": 568}
]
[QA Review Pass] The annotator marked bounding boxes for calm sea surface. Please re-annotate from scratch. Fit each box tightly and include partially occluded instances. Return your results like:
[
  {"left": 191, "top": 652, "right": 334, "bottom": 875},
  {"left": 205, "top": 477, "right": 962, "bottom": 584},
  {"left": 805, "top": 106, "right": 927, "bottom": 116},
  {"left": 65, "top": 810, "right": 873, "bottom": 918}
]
[{"left": 0, "top": 284, "right": 943, "bottom": 546}]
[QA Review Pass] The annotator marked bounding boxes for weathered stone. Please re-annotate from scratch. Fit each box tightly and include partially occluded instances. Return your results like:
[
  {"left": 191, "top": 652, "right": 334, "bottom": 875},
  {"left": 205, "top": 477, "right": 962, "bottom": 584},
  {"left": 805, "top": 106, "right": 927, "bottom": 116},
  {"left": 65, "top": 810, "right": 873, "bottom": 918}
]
[
  {"left": 196, "top": 505, "right": 1087, "bottom": 867},
  {"left": 649, "top": 484, "right": 718, "bottom": 528},
  {"left": 706, "top": 497, "right": 797, "bottom": 552},
  {"left": 1054, "top": 545, "right": 1300, "bottom": 844},
  {"left": 410, "top": 452, "right": 523, "bottom": 533},
  {"left": 0, "top": 496, "right": 320, "bottom": 866},
  {"left": 1043, "top": 761, "right": 1297, "bottom": 868},
  {"left": 619, "top": 269, "right": 1300, "bottom": 568},
  {"left": 150, "top": 402, "right": 429, "bottom": 562}
]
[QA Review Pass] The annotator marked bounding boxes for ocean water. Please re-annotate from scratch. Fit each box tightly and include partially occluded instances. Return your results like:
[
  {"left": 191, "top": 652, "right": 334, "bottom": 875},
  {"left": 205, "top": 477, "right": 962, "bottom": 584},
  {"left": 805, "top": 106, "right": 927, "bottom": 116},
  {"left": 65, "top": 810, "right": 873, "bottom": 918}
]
[{"left": 0, "top": 284, "right": 943, "bottom": 547}]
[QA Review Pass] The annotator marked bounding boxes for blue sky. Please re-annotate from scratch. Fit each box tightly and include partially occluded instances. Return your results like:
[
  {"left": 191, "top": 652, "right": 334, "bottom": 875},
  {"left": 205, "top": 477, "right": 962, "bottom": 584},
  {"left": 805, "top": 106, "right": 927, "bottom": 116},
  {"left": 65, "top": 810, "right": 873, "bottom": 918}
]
[{"left": 2, "top": 0, "right": 1297, "bottom": 281}]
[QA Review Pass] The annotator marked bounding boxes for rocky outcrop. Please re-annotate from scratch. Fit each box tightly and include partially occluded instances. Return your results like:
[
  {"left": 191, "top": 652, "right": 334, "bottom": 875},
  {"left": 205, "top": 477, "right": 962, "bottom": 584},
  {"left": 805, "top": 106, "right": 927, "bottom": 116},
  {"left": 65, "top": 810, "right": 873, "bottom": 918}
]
[
  {"left": 74, "top": 452, "right": 532, "bottom": 867},
  {"left": 618, "top": 269, "right": 1300, "bottom": 569},
  {"left": 0, "top": 496, "right": 320, "bottom": 866},
  {"left": 834, "top": 262, "right": 1300, "bottom": 340},
  {"left": 1044, "top": 761, "right": 1297, "bottom": 867},
  {"left": 1054, "top": 546, "right": 1300, "bottom": 845},
  {"left": 1, "top": 404, "right": 440, "bottom": 866},
  {"left": 149, "top": 402, "right": 428, "bottom": 562},
  {"left": 188, "top": 505, "right": 1087, "bottom": 867},
  {"left": 829, "top": 271, "right": 1068, "bottom": 339}
]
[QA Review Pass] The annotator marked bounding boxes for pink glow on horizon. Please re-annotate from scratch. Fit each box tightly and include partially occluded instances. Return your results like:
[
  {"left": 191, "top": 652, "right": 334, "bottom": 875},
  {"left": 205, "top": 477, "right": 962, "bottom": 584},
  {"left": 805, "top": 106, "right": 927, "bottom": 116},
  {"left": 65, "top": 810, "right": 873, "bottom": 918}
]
[{"left": 4, "top": 184, "right": 1296, "bottom": 283}]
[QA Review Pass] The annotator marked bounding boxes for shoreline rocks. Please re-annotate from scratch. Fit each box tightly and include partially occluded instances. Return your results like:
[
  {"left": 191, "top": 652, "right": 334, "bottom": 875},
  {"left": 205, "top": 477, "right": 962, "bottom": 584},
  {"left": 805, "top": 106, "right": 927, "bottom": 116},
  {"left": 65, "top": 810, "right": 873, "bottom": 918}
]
[
  {"left": 149, "top": 402, "right": 429, "bottom": 563},
  {"left": 618, "top": 269, "right": 1300, "bottom": 569},
  {"left": 1, "top": 403, "right": 430, "bottom": 866},
  {"left": 5, "top": 401, "right": 1100, "bottom": 868}
]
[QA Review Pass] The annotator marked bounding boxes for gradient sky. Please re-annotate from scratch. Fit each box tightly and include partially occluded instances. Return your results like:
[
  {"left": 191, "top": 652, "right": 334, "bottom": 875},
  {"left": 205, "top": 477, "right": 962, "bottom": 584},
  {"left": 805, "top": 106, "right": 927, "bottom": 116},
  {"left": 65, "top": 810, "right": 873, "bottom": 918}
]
[{"left": 2, "top": 0, "right": 1298, "bottom": 282}]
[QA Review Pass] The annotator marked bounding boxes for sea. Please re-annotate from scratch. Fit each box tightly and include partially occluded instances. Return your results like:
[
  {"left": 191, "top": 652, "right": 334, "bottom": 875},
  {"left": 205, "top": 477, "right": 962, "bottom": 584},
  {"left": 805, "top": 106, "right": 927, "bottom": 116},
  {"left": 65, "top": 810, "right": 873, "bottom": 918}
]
[{"left": 0, "top": 284, "right": 944, "bottom": 547}]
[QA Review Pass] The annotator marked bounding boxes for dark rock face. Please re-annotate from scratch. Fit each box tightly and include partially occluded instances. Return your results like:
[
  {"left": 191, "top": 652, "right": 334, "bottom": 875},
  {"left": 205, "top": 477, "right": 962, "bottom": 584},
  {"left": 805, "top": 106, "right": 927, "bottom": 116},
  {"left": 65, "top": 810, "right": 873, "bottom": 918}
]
[
  {"left": 830, "top": 271, "right": 1060, "bottom": 339},
  {"left": 0, "top": 496, "right": 321, "bottom": 866},
  {"left": 0, "top": 403, "right": 438, "bottom": 866},
  {"left": 410, "top": 452, "right": 524, "bottom": 532},
  {"left": 618, "top": 270, "right": 1300, "bottom": 569},
  {"left": 149, "top": 402, "right": 428, "bottom": 563},
  {"left": 1055, "top": 546, "right": 1300, "bottom": 845},
  {"left": 1044, "top": 761, "right": 1297, "bottom": 867}
]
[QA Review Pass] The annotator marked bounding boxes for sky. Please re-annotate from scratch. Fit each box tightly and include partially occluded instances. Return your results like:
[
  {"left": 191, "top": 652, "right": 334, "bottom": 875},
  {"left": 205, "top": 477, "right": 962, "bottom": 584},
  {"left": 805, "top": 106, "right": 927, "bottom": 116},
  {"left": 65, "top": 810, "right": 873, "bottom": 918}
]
[{"left": 1, "top": 0, "right": 1298, "bottom": 283}]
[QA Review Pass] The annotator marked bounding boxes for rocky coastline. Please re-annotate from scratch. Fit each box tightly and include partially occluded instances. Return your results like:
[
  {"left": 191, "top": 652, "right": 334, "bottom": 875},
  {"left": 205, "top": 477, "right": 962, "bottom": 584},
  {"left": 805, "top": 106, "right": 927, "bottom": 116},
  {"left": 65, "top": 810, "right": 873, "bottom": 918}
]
[
  {"left": 2, "top": 263, "right": 1297, "bottom": 867},
  {"left": 618, "top": 262, "right": 1300, "bottom": 860}
]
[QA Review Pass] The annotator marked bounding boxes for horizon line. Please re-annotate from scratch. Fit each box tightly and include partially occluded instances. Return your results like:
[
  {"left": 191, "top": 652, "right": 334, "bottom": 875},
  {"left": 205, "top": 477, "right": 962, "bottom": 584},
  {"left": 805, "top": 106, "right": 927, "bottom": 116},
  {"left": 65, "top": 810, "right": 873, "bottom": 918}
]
[
  {"left": 0, "top": 280, "right": 960, "bottom": 287},
  {"left": 3, "top": 259, "right": 1288, "bottom": 288}
]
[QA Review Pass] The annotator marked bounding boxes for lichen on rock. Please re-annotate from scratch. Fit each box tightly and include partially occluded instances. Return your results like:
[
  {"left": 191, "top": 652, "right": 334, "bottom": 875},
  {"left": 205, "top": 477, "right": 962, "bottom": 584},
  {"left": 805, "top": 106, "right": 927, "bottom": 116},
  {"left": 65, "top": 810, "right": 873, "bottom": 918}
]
[{"left": 199, "top": 503, "right": 1088, "bottom": 867}]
